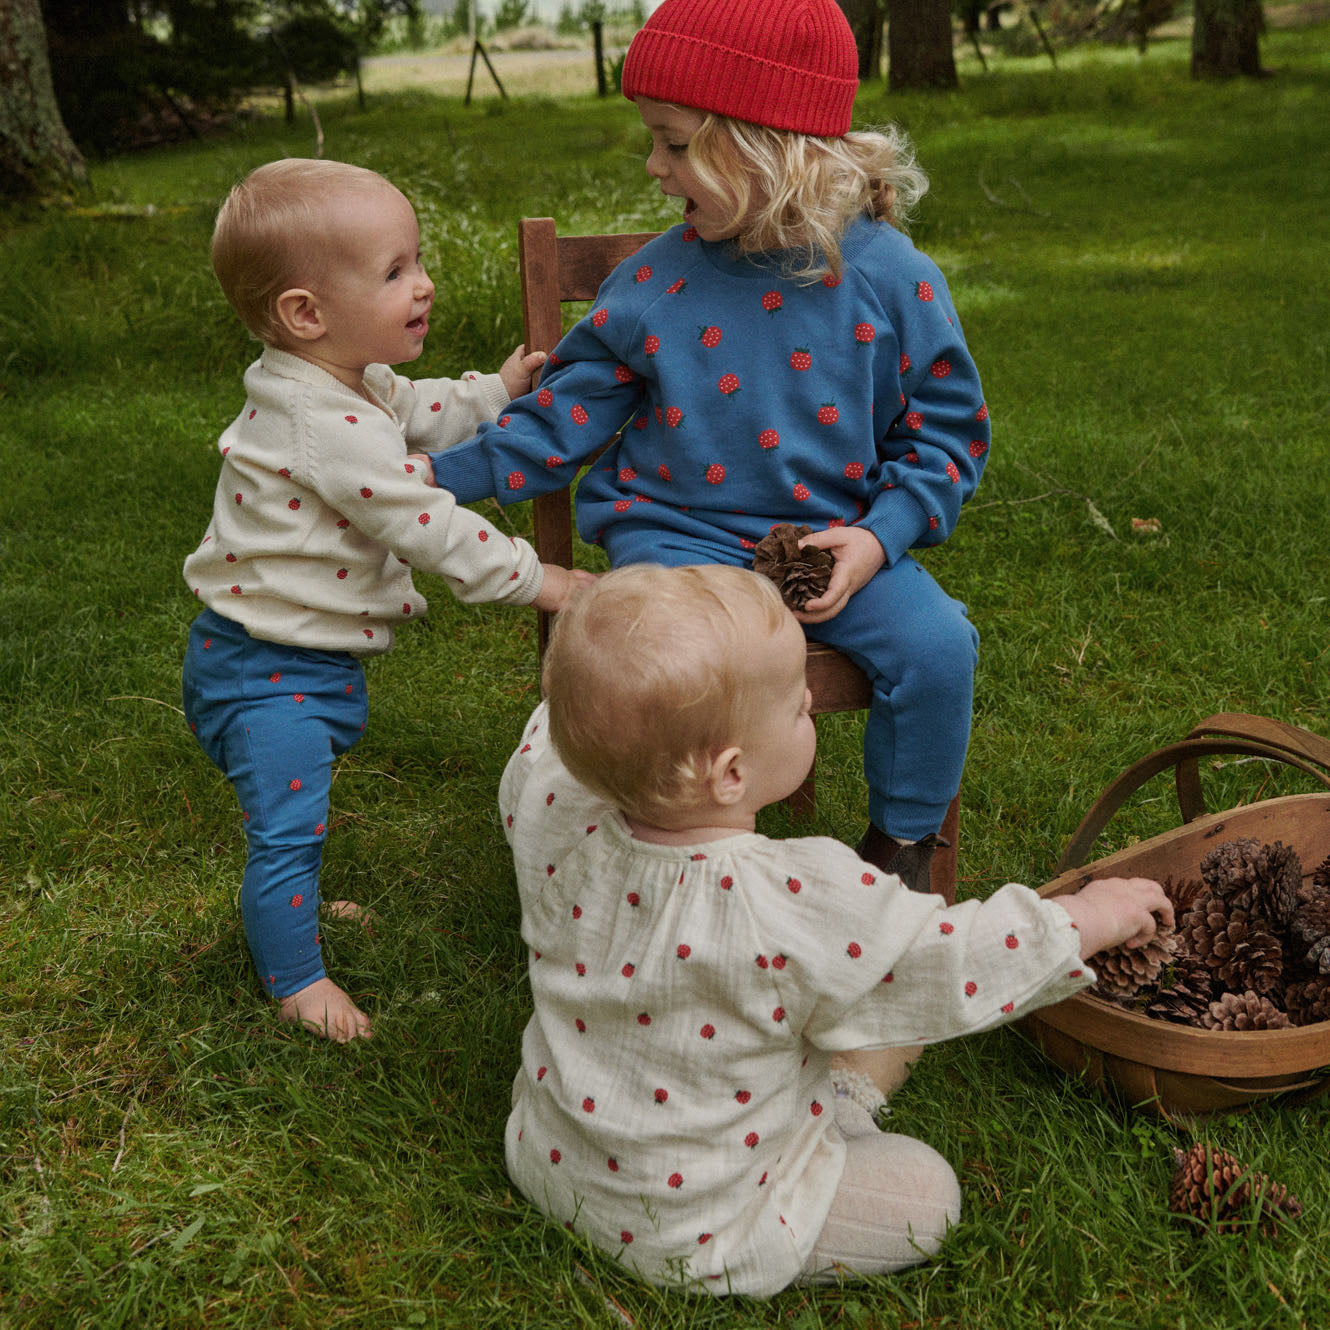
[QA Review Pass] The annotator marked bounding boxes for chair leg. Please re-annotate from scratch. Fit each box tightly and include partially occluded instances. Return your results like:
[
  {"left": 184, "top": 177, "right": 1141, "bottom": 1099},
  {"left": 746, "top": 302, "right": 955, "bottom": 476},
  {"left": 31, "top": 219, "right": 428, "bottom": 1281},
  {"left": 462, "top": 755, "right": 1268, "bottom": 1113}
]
[
  {"left": 929, "top": 793, "right": 961, "bottom": 906},
  {"left": 787, "top": 769, "right": 816, "bottom": 819}
]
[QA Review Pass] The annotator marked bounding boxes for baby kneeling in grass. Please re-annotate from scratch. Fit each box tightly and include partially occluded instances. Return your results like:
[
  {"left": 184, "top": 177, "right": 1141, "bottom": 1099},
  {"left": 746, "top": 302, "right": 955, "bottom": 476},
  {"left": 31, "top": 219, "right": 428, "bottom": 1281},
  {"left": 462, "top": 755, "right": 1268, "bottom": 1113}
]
[
  {"left": 500, "top": 563, "right": 1172, "bottom": 1295},
  {"left": 182, "top": 159, "right": 591, "bottom": 1043}
]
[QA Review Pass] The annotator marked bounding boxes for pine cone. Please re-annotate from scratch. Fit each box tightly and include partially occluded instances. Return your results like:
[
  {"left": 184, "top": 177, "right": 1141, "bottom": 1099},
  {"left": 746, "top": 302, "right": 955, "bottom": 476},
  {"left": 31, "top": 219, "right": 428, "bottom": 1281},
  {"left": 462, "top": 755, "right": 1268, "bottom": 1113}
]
[
  {"left": 1289, "top": 887, "right": 1330, "bottom": 976},
  {"left": 1089, "top": 926, "right": 1177, "bottom": 1000},
  {"left": 751, "top": 524, "right": 834, "bottom": 611},
  {"left": 1199, "top": 990, "right": 1291, "bottom": 1031},
  {"left": 1285, "top": 975, "right": 1330, "bottom": 1026},
  {"left": 1144, "top": 954, "right": 1216, "bottom": 1025},
  {"left": 1199, "top": 838, "right": 1302, "bottom": 927},
  {"left": 1314, "top": 852, "right": 1330, "bottom": 894},
  {"left": 1180, "top": 895, "right": 1284, "bottom": 997},
  {"left": 1169, "top": 1143, "right": 1303, "bottom": 1236},
  {"left": 1162, "top": 874, "right": 1206, "bottom": 916}
]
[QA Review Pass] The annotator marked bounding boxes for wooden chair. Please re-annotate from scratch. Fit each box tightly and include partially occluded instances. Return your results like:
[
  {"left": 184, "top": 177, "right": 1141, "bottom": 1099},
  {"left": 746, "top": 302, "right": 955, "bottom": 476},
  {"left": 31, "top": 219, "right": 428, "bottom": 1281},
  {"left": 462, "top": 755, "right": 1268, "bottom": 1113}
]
[{"left": 516, "top": 217, "right": 959, "bottom": 901}]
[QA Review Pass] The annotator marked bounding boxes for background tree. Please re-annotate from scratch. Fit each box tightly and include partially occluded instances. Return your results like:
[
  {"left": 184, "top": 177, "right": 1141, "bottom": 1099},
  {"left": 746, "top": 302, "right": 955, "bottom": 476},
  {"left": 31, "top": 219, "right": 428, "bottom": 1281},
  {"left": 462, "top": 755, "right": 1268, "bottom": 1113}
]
[
  {"left": 887, "top": 0, "right": 958, "bottom": 89},
  {"left": 0, "top": 0, "right": 86, "bottom": 198},
  {"left": 837, "top": 0, "right": 885, "bottom": 79},
  {"left": 1192, "top": 0, "right": 1265, "bottom": 77}
]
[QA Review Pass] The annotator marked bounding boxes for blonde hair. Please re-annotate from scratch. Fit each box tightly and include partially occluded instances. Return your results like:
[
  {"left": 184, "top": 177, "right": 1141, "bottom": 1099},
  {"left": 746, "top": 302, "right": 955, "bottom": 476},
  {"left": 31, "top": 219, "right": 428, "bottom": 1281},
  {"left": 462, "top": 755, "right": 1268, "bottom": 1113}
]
[
  {"left": 687, "top": 116, "right": 928, "bottom": 282},
  {"left": 543, "top": 564, "right": 789, "bottom": 827},
  {"left": 210, "top": 158, "right": 395, "bottom": 344}
]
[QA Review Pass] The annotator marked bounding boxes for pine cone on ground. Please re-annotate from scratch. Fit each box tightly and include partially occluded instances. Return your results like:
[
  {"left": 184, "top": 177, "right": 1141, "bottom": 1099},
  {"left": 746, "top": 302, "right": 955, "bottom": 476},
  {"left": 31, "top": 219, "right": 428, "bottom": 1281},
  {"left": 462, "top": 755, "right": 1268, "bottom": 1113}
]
[
  {"left": 1169, "top": 1143, "right": 1303, "bottom": 1236},
  {"left": 1180, "top": 895, "right": 1284, "bottom": 997},
  {"left": 1289, "top": 887, "right": 1330, "bottom": 976},
  {"left": 1284, "top": 975, "right": 1330, "bottom": 1026},
  {"left": 751, "top": 524, "right": 835, "bottom": 611},
  {"left": 1089, "top": 926, "right": 1177, "bottom": 1000},
  {"left": 1144, "top": 954, "right": 1217, "bottom": 1025},
  {"left": 1199, "top": 838, "right": 1302, "bottom": 927},
  {"left": 1199, "top": 990, "right": 1291, "bottom": 1031}
]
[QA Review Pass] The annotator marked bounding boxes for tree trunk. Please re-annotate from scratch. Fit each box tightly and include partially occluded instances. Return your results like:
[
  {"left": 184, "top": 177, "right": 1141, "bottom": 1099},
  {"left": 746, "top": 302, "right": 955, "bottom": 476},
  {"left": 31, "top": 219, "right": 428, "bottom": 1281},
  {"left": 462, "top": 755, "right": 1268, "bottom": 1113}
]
[
  {"left": 837, "top": 0, "right": 884, "bottom": 80},
  {"left": 0, "top": 0, "right": 86, "bottom": 197},
  {"left": 1191, "top": 0, "right": 1265, "bottom": 78},
  {"left": 887, "top": 0, "right": 958, "bottom": 91}
]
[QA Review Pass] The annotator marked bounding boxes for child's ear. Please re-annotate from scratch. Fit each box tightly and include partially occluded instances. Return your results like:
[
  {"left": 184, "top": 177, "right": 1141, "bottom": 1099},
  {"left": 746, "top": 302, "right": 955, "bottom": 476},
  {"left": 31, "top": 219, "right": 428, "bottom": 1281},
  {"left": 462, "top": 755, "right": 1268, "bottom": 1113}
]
[
  {"left": 274, "top": 288, "right": 325, "bottom": 343},
  {"left": 706, "top": 746, "right": 746, "bottom": 807}
]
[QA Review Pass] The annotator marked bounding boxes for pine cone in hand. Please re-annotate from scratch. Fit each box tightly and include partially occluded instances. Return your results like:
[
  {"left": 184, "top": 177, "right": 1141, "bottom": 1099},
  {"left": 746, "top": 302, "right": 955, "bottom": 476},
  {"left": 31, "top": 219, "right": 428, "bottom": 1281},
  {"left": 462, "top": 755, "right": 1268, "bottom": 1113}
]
[
  {"left": 1199, "top": 837, "right": 1302, "bottom": 927},
  {"left": 1285, "top": 974, "right": 1330, "bottom": 1026},
  {"left": 1180, "top": 894, "right": 1284, "bottom": 997},
  {"left": 752, "top": 524, "right": 834, "bottom": 611},
  {"left": 1089, "top": 926, "right": 1177, "bottom": 1000},
  {"left": 1169, "top": 1143, "right": 1302, "bottom": 1236},
  {"left": 1144, "top": 954, "right": 1216, "bottom": 1025},
  {"left": 1199, "top": 990, "right": 1291, "bottom": 1031}
]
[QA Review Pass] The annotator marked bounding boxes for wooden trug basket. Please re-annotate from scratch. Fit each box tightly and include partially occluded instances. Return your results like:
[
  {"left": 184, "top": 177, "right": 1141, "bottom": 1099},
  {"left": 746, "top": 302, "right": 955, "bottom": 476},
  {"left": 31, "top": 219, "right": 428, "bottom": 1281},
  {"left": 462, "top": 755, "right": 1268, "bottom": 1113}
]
[{"left": 1022, "top": 712, "right": 1330, "bottom": 1121}]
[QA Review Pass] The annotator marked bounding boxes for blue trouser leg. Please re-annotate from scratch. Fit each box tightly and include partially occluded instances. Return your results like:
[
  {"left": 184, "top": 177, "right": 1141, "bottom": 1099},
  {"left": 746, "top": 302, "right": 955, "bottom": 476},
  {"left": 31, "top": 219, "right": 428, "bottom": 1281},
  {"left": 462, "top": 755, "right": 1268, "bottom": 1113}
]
[
  {"left": 182, "top": 610, "right": 367, "bottom": 998},
  {"left": 601, "top": 530, "right": 976, "bottom": 843}
]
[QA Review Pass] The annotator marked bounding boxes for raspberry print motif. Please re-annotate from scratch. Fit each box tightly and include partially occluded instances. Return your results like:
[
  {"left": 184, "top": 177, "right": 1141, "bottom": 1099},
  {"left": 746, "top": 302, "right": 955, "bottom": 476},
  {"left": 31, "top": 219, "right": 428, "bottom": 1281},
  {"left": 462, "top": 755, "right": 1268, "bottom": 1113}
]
[
  {"left": 698, "top": 325, "right": 722, "bottom": 348},
  {"left": 718, "top": 373, "right": 740, "bottom": 396},
  {"left": 970, "top": 439, "right": 988, "bottom": 459},
  {"left": 899, "top": 353, "right": 911, "bottom": 374},
  {"left": 614, "top": 364, "right": 635, "bottom": 383},
  {"left": 854, "top": 322, "right": 876, "bottom": 345},
  {"left": 591, "top": 307, "right": 609, "bottom": 327},
  {"left": 816, "top": 403, "right": 839, "bottom": 425},
  {"left": 665, "top": 406, "right": 684, "bottom": 428},
  {"left": 946, "top": 461, "right": 961, "bottom": 483},
  {"left": 915, "top": 280, "right": 934, "bottom": 302},
  {"left": 789, "top": 347, "right": 811, "bottom": 372},
  {"left": 976, "top": 402, "right": 989, "bottom": 422},
  {"left": 644, "top": 334, "right": 660, "bottom": 356},
  {"left": 793, "top": 483, "right": 810, "bottom": 502},
  {"left": 654, "top": 1087, "right": 669, "bottom": 1104},
  {"left": 667, "top": 1173, "right": 683, "bottom": 1189},
  {"left": 634, "top": 265, "right": 652, "bottom": 283},
  {"left": 570, "top": 404, "right": 589, "bottom": 425},
  {"left": 745, "top": 1132, "right": 759, "bottom": 1148},
  {"left": 904, "top": 411, "right": 923, "bottom": 430},
  {"left": 657, "top": 464, "right": 672, "bottom": 481},
  {"left": 536, "top": 388, "right": 554, "bottom": 408},
  {"left": 682, "top": 226, "right": 698, "bottom": 241},
  {"left": 287, "top": 498, "right": 300, "bottom": 510},
  {"left": 758, "top": 429, "right": 779, "bottom": 450},
  {"left": 761, "top": 290, "right": 783, "bottom": 314},
  {"left": 700, "top": 1023, "right": 715, "bottom": 1039},
  {"left": 846, "top": 941, "right": 862, "bottom": 958},
  {"left": 506, "top": 471, "right": 526, "bottom": 491},
  {"left": 931, "top": 358, "right": 952, "bottom": 378},
  {"left": 666, "top": 278, "right": 686, "bottom": 294},
  {"left": 705, "top": 464, "right": 725, "bottom": 485},
  {"left": 844, "top": 461, "right": 864, "bottom": 479}
]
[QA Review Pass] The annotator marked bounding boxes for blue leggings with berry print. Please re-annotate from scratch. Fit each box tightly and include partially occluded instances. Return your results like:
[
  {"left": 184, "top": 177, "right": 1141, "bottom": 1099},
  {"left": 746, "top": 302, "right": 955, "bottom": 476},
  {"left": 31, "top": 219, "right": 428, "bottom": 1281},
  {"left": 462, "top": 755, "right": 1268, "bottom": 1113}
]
[
  {"left": 602, "top": 528, "right": 977, "bottom": 843},
  {"left": 182, "top": 609, "right": 368, "bottom": 998}
]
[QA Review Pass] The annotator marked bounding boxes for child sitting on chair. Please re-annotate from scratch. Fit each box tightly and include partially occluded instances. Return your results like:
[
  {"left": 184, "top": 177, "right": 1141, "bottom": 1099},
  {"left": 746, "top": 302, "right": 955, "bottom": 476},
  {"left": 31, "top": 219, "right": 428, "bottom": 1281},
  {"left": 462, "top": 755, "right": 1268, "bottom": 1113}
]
[
  {"left": 182, "top": 158, "right": 591, "bottom": 1043},
  {"left": 499, "top": 563, "right": 1172, "bottom": 1296}
]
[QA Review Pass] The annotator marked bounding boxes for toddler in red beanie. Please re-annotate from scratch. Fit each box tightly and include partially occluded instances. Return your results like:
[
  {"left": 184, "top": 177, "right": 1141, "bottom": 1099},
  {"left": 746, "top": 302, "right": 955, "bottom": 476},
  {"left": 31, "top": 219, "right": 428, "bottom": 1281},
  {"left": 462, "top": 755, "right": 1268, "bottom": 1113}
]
[{"left": 426, "top": 0, "right": 990, "bottom": 1160}]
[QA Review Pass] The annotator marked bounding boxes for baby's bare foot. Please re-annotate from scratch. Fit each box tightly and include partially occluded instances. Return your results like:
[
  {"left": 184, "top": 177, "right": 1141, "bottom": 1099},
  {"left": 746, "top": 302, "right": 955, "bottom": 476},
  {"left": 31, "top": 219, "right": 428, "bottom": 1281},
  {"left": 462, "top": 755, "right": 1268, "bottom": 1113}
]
[
  {"left": 278, "top": 977, "right": 371, "bottom": 1043},
  {"left": 324, "top": 898, "right": 377, "bottom": 936}
]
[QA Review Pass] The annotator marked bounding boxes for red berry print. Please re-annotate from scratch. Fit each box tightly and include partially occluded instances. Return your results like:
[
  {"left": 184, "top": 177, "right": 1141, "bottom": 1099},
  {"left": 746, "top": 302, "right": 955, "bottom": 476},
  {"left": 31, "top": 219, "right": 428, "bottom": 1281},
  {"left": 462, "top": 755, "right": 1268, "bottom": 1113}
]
[
  {"left": 854, "top": 322, "right": 876, "bottom": 345},
  {"left": 622, "top": 963, "right": 635, "bottom": 978},
  {"left": 634, "top": 265, "right": 652, "bottom": 283},
  {"left": 698, "top": 1233, "right": 711, "bottom": 1245},
  {"left": 676, "top": 944, "right": 691, "bottom": 960},
  {"left": 575, "top": 963, "right": 586, "bottom": 976},
  {"left": 939, "top": 921, "right": 955, "bottom": 935},
  {"left": 899, "top": 353, "right": 911, "bottom": 374},
  {"left": 718, "top": 373, "right": 740, "bottom": 396},
  {"left": 644, "top": 334, "right": 660, "bottom": 356},
  {"left": 549, "top": 1149, "right": 561, "bottom": 1164},
  {"left": 771, "top": 954, "right": 786, "bottom": 970},
  {"left": 591, "top": 307, "right": 609, "bottom": 327},
  {"left": 288, "top": 778, "right": 302, "bottom": 791},
  {"left": 621, "top": 1230, "right": 633, "bottom": 1244},
  {"left": 822, "top": 273, "right": 842, "bottom": 288},
  {"left": 964, "top": 980, "right": 978, "bottom": 997},
  {"left": 1001, "top": 1001, "right": 1015, "bottom": 1014},
  {"left": 745, "top": 1131, "right": 759, "bottom": 1148},
  {"left": 761, "top": 290, "right": 782, "bottom": 314},
  {"left": 976, "top": 402, "right": 989, "bottom": 422},
  {"left": 792, "top": 482, "right": 810, "bottom": 502},
  {"left": 614, "top": 499, "right": 632, "bottom": 513},
  {"left": 758, "top": 428, "right": 779, "bottom": 450},
  {"left": 1070, "top": 969, "right": 1084, "bottom": 979},
  {"left": 700, "top": 1023, "right": 715, "bottom": 1039},
  {"left": 657, "top": 464, "right": 671, "bottom": 482},
  {"left": 571, "top": 904, "right": 581, "bottom": 919},
  {"left": 570, "top": 403, "right": 589, "bottom": 425},
  {"left": 861, "top": 871, "right": 876, "bottom": 885},
  {"left": 720, "top": 875, "right": 733, "bottom": 890},
  {"left": 536, "top": 387, "right": 554, "bottom": 408},
  {"left": 429, "top": 401, "right": 442, "bottom": 414},
  {"left": 637, "top": 1012, "right": 651, "bottom": 1025},
  {"left": 842, "top": 461, "right": 866, "bottom": 482},
  {"left": 946, "top": 461, "right": 961, "bottom": 483},
  {"left": 882, "top": 971, "right": 894, "bottom": 984},
  {"left": 618, "top": 466, "right": 638, "bottom": 483},
  {"left": 666, "top": 278, "right": 686, "bottom": 294},
  {"left": 665, "top": 406, "right": 684, "bottom": 428},
  {"left": 287, "top": 498, "right": 301, "bottom": 511},
  {"left": 417, "top": 512, "right": 430, "bottom": 525},
  {"left": 787, "top": 876, "right": 802, "bottom": 893},
  {"left": 735, "top": 1090, "right": 751, "bottom": 1104},
  {"left": 905, "top": 411, "right": 923, "bottom": 430},
  {"left": 654, "top": 1087, "right": 668, "bottom": 1104},
  {"left": 810, "top": 1100, "right": 823, "bottom": 1117},
  {"left": 360, "top": 486, "right": 373, "bottom": 498},
  {"left": 682, "top": 226, "right": 698, "bottom": 241},
  {"left": 614, "top": 363, "right": 635, "bottom": 383},
  {"left": 269, "top": 672, "right": 282, "bottom": 683},
  {"left": 931, "top": 357, "right": 952, "bottom": 378},
  {"left": 294, "top": 693, "right": 305, "bottom": 703},
  {"left": 755, "top": 954, "right": 768, "bottom": 969},
  {"left": 789, "top": 347, "right": 811, "bottom": 372},
  {"left": 915, "top": 280, "right": 934, "bottom": 302},
  {"left": 816, "top": 402, "right": 839, "bottom": 426},
  {"left": 905, "top": 451, "right": 920, "bottom": 465},
  {"left": 705, "top": 463, "right": 725, "bottom": 485},
  {"left": 698, "top": 325, "right": 722, "bottom": 348},
  {"left": 290, "top": 894, "right": 303, "bottom": 908},
  {"left": 969, "top": 439, "right": 989, "bottom": 459},
  {"left": 344, "top": 415, "right": 358, "bottom": 425},
  {"left": 1004, "top": 932, "right": 1020, "bottom": 951},
  {"left": 575, "top": 1018, "right": 586, "bottom": 1033},
  {"left": 772, "top": 1007, "right": 786, "bottom": 1023},
  {"left": 608, "top": 1156, "right": 619, "bottom": 1170},
  {"left": 582, "top": 1097, "right": 595, "bottom": 1113},
  {"left": 846, "top": 941, "right": 862, "bottom": 959},
  {"left": 668, "top": 1173, "right": 683, "bottom": 1189},
  {"left": 632, "top": 416, "right": 647, "bottom": 430},
  {"left": 506, "top": 471, "right": 526, "bottom": 491},
  {"left": 928, "top": 515, "right": 940, "bottom": 531},
  {"left": 234, "top": 492, "right": 243, "bottom": 505}
]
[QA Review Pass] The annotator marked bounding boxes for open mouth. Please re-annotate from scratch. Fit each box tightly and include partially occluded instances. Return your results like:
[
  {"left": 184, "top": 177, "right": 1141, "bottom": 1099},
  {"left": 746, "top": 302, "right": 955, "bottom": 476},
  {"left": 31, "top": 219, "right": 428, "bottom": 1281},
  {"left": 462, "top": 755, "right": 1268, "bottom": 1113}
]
[{"left": 406, "top": 315, "right": 429, "bottom": 336}]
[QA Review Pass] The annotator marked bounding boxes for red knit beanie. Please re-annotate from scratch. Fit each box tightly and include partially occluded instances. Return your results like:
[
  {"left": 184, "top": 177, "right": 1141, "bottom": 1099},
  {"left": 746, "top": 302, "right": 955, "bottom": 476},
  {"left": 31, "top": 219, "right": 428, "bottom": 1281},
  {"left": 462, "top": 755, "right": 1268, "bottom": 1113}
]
[{"left": 621, "top": 0, "right": 859, "bottom": 138}]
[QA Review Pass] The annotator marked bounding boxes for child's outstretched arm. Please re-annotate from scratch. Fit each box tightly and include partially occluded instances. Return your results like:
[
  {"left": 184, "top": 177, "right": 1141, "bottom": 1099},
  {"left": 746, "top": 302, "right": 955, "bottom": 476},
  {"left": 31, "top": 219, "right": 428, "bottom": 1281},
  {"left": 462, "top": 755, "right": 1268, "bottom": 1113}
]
[{"left": 1053, "top": 877, "right": 1174, "bottom": 958}]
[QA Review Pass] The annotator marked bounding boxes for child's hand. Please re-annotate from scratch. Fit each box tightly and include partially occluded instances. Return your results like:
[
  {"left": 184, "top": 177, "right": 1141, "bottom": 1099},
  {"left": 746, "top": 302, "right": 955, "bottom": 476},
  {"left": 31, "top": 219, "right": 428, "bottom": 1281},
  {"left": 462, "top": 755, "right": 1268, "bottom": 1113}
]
[
  {"left": 793, "top": 526, "right": 886, "bottom": 624},
  {"left": 532, "top": 563, "right": 597, "bottom": 613},
  {"left": 406, "top": 453, "right": 438, "bottom": 486},
  {"left": 499, "top": 344, "right": 548, "bottom": 401},
  {"left": 1055, "top": 877, "right": 1175, "bottom": 960}
]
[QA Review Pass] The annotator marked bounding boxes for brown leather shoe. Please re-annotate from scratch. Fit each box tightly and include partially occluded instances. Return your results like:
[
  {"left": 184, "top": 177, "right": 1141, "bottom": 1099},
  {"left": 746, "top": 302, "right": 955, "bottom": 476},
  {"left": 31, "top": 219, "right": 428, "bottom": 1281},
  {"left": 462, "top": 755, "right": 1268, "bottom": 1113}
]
[{"left": 855, "top": 826, "right": 951, "bottom": 894}]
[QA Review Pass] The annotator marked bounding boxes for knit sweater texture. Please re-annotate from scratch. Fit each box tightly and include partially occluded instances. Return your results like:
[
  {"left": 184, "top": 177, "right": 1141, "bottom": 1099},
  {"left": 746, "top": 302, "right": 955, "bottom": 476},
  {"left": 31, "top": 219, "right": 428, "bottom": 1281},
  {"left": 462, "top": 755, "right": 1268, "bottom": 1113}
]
[
  {"left": 185, "top": 348, "right": 543, "bottom": 654},
  {"left": 429, "top": 216, "right": 989, "bottom": 566}
]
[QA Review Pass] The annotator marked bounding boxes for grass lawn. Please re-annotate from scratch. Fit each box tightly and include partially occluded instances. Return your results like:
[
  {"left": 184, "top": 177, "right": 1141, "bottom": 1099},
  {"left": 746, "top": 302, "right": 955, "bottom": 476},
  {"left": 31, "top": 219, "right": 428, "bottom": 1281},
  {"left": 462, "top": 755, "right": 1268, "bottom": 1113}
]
[{"left": 2, "top": 19, "right": 1329, "bottom": 1328}]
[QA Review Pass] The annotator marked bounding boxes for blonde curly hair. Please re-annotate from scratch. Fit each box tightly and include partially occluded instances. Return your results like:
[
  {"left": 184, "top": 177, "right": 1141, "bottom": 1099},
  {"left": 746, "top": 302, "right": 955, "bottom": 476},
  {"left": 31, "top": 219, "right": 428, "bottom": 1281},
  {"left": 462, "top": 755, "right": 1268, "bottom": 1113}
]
[{"left": 686, "top": 115, "right": 929, "bottom": 282}]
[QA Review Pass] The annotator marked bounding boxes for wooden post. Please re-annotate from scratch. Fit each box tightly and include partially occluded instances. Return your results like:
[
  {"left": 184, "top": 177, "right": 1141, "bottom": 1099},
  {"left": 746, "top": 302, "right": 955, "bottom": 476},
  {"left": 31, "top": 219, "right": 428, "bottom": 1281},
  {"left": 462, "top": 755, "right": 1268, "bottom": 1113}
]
[{"left": 593, "top": 20, "right": 607, "bottom": 97}]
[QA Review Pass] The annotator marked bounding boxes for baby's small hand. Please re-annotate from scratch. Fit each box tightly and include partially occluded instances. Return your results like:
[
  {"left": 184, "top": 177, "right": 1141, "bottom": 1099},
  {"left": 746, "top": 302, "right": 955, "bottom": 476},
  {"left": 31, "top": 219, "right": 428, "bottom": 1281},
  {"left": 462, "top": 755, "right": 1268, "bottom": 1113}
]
[
  {"left": 499, "top": 344, "right": 548, "bottom": 401},
  {"left": 406, "top": 453, "right": 438, "bottom": 487},
  {"left": 532, "top": 563, "right": 596, "bottom": 613},
  {"left": 1057, "top": 876, "right": 1174, "bottom": 960}
]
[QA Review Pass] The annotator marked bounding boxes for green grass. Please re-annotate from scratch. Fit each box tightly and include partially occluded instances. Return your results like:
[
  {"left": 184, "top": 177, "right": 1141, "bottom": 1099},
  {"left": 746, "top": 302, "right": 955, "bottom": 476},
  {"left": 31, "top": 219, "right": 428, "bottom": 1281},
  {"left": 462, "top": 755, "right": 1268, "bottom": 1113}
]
[{"left": 3, "top": 22, "right": 1330, "bottom": 1328}]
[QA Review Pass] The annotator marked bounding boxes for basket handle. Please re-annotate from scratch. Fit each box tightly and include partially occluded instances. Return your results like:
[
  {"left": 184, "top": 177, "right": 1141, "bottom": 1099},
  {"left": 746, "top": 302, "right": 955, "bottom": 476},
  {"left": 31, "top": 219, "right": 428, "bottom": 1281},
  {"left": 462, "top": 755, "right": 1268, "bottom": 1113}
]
[{"left": 1055, "top": 712, "right": 1330, "bottom": 875}]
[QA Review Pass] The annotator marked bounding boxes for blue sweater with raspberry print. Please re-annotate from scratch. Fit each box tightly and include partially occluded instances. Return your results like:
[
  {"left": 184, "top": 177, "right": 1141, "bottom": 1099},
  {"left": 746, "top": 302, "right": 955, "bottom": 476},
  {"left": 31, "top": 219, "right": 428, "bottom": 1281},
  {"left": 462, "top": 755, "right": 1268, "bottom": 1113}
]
[{"left": 429, "top": 216, "right": 989, "bottom": 566}]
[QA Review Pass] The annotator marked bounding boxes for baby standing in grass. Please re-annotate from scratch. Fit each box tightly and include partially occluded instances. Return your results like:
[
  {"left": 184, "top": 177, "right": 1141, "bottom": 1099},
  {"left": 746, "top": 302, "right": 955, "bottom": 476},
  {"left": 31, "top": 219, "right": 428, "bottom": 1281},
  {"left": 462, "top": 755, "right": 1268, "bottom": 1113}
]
[
  {"left": 426, "top": 0, "right": 986, "bottom": 895},
  {"left": 501, "top": 563, "right": 1172, "bottom": 1295},
  {"left": 182, "top": 159, "right": 591, "bottom": 1043}
]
